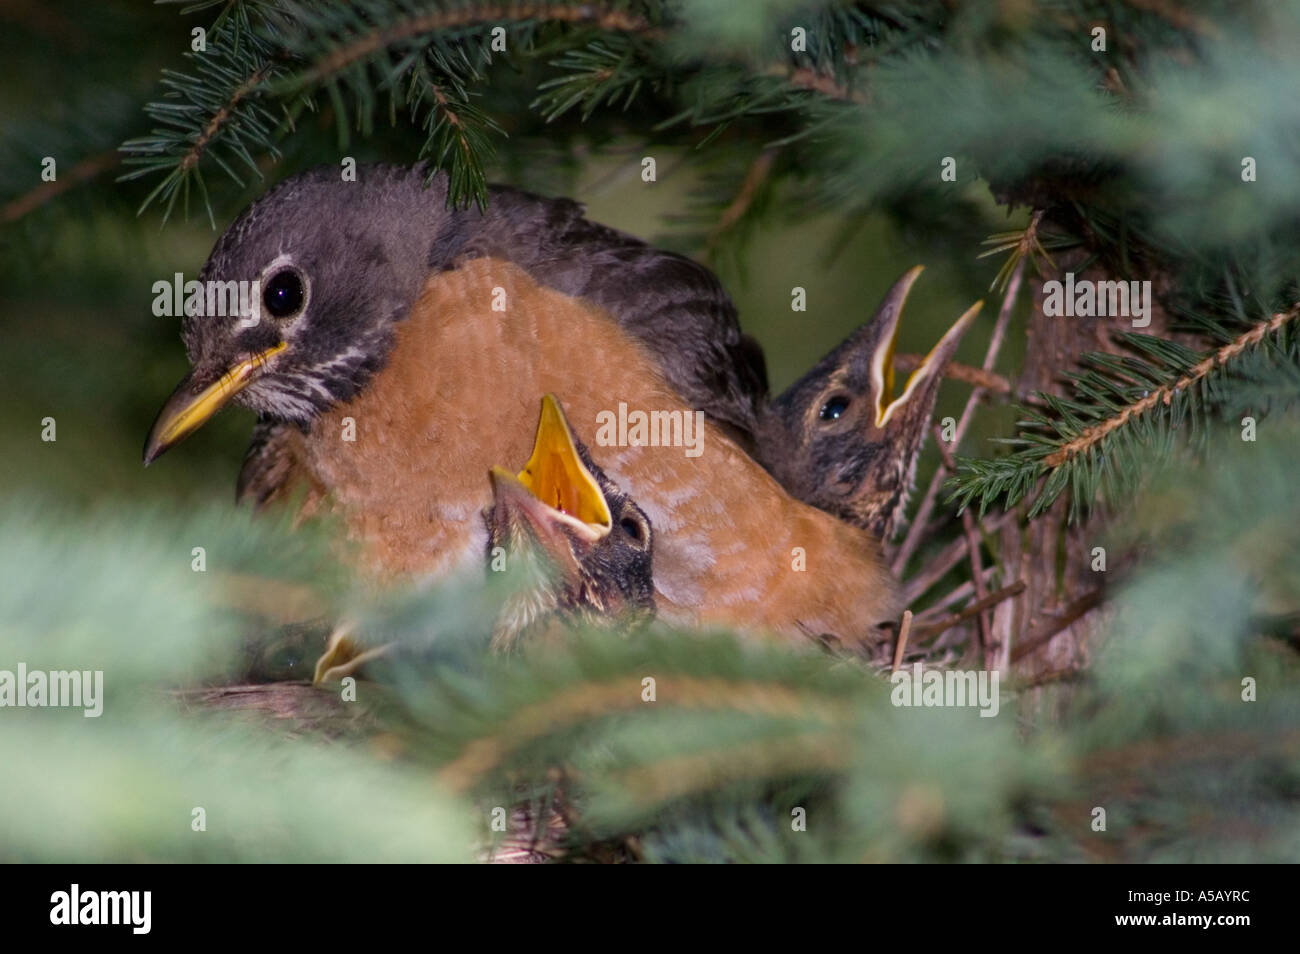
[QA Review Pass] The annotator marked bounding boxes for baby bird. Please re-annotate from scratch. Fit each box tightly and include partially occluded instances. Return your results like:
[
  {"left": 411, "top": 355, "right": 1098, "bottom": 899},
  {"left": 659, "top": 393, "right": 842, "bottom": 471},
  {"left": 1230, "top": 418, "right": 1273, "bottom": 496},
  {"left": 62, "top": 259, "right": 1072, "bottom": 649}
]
[
  {"left": 485, "top": 394, "right": 655, "bottom": 650},
  {"left": 757, "top": 267, "right": 982, "bottom": 540},
  {"left": 312, "top": 394, "right": 654, "bottom": 679}
]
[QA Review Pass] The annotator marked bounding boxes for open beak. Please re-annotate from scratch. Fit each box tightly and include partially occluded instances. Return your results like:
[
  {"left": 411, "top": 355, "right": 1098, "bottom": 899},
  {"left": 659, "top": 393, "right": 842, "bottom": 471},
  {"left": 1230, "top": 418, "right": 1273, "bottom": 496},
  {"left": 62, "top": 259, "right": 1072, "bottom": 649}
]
[
  {"left": 142, "top": 342, "right": 287, "bottom": 465},
  {"left": 875, "top": 298, "right": 983, "bottom": 428},
  {"left": 864, "top": 266, "right": 983, "bottom": 428},
  {"left": 490, "top": 393, "right": 612, "bottom": 546},
  {"left": 867, "top": 265, "right": 925, "bottom": 427},
  {"left": 764, "top": 265, "right": 983, "bottom": 539}
]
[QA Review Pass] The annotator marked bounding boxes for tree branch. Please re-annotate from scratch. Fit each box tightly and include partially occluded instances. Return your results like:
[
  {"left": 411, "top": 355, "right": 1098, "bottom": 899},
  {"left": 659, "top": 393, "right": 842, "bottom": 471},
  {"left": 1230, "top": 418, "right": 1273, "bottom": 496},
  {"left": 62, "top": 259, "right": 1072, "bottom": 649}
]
[
  {"left": 893, "top": 354, "right": 1012, "bottom": 394},
  {"left": 910, "top": 581, "right": 1027, "bottom": 643},
  {"left": 1, "top": 151, "right": 118, "bottom": 224},
  {"left": 299, "top": 2, "right": 656, "bottom": 86},
  {"left": 1043, "top": 303, "right": 1300, "bottom": 468}
]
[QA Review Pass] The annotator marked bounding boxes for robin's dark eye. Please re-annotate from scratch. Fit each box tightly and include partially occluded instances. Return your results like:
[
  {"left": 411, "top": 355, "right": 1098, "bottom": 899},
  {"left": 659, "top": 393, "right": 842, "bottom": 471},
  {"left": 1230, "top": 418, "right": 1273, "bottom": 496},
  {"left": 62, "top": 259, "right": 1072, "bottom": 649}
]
[
  {"left": 819, "top": 395, "right": 850, "bottom": 421},
  {"left": 620, "top": 515, "right": 646, "bottom": 543},
  {"left": 263, "top": 269, "right": 305, "bottom": 319}
]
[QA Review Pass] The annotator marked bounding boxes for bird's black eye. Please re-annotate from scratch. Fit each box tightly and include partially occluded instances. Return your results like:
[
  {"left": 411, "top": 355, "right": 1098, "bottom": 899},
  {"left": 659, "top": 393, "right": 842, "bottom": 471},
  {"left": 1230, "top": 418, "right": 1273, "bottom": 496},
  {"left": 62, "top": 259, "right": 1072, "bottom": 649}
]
[
  {"left": 819, "top": 395, "right": 850, "bottom": 421},
  {"left": 620, "top": 515, "right": 645, "bottom": 543},
  {"left": 262, "top": 268, "right": 305, "bottom": 320}
]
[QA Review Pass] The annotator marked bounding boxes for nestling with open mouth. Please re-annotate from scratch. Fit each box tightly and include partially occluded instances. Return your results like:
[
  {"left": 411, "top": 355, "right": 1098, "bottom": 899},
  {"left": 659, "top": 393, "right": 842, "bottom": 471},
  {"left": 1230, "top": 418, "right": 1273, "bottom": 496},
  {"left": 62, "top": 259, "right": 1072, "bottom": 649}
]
[{"left": 484, "top": 394, "right": 656, "bottom": 650}]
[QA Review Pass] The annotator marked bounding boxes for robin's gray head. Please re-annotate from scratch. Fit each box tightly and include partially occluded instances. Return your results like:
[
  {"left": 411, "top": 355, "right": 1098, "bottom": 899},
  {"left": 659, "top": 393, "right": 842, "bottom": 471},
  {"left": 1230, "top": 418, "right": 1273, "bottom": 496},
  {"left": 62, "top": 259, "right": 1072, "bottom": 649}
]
[
  {"left": 759, "top": 267, "right": 981, "bottom": 539},
  {"left": 485, "top": 395, "right": 655, "bottom": 651},
  {"left": 144, "top": 164, "right": 464, "bottom": 463}
]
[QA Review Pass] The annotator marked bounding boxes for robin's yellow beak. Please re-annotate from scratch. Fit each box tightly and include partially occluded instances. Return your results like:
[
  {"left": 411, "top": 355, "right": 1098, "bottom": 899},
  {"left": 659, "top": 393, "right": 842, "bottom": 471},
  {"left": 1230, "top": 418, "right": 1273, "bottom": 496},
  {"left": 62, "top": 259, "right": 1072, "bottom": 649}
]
[
  {"left": 142, "top": 342, "right": 287, "bottom": 465},
  {"left": 875, "top": 298, "right": 983, "bottom": 427},
  {"left": 867, "top": 265, "right": 925, "bottom": 426},
  {"left": 491, "top": 394, "right": 612, "bottom": 541}
]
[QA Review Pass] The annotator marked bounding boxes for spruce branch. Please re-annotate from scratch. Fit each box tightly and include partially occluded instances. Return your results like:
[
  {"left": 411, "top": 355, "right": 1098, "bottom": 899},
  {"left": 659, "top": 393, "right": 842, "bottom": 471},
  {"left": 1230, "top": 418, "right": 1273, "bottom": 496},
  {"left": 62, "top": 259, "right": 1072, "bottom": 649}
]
[
  {"left": 780, "top": 65, "right": 867, "bottom": 104},
  {"left": 1043, "top": 304, "right": 1300, "bottom": 469},
  {"left": 977, "top": 210, "right": 1075, "bottom": 293},
  {"left": 123, "top": 1, "right": 665, "bottom": 217},
  {"left": 438, "top": 672, "right": 853, "bottom": 794},
  {"left": 290, "top": 2, "right": 657, "bottom": 88},
  {"left": 666, "top": 145, "right": 783, "bottom": 264},
  {"left": 532, "top": 32, "right": 661, "bottom": 121},
  {"left": 406, "top": 64, "right": 504, "bottom": 209},
  {"left": 118, "top": 6, "right": 290, "bottom": 224},
  {"left": 949, "top": 303, "right": 1300, "bottom": 520},
  {"left": 177, "top": 65, "right": 277, "bottom": 177},
  {"left": 608, "top": 731, "right": 850, "bottom": 808}
]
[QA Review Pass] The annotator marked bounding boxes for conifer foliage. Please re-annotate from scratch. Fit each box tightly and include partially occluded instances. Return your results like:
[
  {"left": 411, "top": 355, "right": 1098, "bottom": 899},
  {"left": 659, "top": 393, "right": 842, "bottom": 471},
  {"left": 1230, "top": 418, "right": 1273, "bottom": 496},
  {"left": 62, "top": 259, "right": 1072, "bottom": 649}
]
[{"left": 2, "top": 1, "right": 1298, "bottom": 863}]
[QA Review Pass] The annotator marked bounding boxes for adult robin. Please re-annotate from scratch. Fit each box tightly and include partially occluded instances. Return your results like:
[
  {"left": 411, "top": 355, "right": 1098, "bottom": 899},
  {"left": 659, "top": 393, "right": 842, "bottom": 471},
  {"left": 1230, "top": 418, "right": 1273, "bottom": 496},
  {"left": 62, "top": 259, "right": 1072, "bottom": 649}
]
[
  {"left": 143, "top": 164, "right": 964, "bottom": 647},
  {"left": 484, "top": 394, "right": 656, "bottom": 651}
]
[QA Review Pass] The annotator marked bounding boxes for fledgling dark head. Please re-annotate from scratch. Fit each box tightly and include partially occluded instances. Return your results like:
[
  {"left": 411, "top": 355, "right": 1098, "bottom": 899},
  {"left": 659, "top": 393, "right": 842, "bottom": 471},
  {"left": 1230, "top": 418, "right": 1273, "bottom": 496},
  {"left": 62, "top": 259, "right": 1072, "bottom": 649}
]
[
  {"left": 759, "top": 267, "right": 981, "bottom": 539},
  {"left": 485, "top": 394, "right": 655, "bottom": 650},
  {"left": 144, "top": 164, "right": 463, "bottom": 463}
]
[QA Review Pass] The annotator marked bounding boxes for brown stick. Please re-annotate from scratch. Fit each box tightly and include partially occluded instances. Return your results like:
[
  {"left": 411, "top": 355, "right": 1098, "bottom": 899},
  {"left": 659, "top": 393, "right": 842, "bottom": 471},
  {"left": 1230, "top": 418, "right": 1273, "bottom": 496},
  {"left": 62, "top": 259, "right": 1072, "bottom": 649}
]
[
  {"left": 1, "top": 151, "right": 118, "bottom": 224},
  {"left": 931, "top": 426, "right": 993, "bottom": 658},
  {"left": 995, "top": 510, "right": 1027, "bottom": 670},
  {"left": 1010, "top": 588, "right": 1105, "bottom": 662},
  {"left": 708, "top": 148, "right": 778, "bottom": 251},
  {"left": 910, "top": 581, "right": 1027, "bottom": 643},
  {"left": 901, "top": 509, "right": 1017, "bottom": 606},
  {"left": 301, "top": 4, "right": 656, "bottom": 86},
  {"left": 891, "top": 610, "right": 914, "bottom": 673},
  {"left": 909, "top": 567, "right": 999, "bottom": 624},
  {"left": 893, "top": 354, "right": 1012, "bottom": 393},
  {"left": 892, "top": 247, "right": 1027, "bottom": 574}
]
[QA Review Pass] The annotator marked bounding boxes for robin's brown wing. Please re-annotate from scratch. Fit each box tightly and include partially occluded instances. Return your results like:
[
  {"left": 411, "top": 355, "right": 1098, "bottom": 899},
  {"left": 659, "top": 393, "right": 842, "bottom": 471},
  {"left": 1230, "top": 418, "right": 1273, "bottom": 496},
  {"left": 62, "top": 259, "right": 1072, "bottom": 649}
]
[{"left": 465, "top": 185, "right": 770, "bottom": 447}]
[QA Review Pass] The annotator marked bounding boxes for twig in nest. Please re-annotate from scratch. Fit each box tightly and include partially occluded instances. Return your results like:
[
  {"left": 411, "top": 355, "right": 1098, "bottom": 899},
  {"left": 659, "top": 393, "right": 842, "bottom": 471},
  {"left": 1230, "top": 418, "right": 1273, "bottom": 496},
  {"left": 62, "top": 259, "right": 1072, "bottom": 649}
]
[
  {"left": 909, "top": 567, "right": 999, "bottom": 625},
  {"left": 901, "top": 509, "right": 1017, "bottom": 606},
  {"left": 931, "top": 425, "right": 994, "bottom": 661},
  {"left": 891, "top": 610, "right": 913, "bottom": 673},
  {"left": 909, "top": 580, "right": 1026, "bottom": 643},
  {"left": 892, "top": 249, "right": 1027, "bottom": 574},
  {"left": 1010, "top": 588, "right": 1104, "bottom": 662}
]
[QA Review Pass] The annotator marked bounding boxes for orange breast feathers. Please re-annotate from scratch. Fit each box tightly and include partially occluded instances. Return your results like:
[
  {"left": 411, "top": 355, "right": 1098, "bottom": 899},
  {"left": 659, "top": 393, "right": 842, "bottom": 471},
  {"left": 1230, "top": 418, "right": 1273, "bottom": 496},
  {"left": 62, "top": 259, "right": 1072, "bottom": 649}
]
[{"left": 298, "top": 257, "right": 900, "bottom": 648}]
